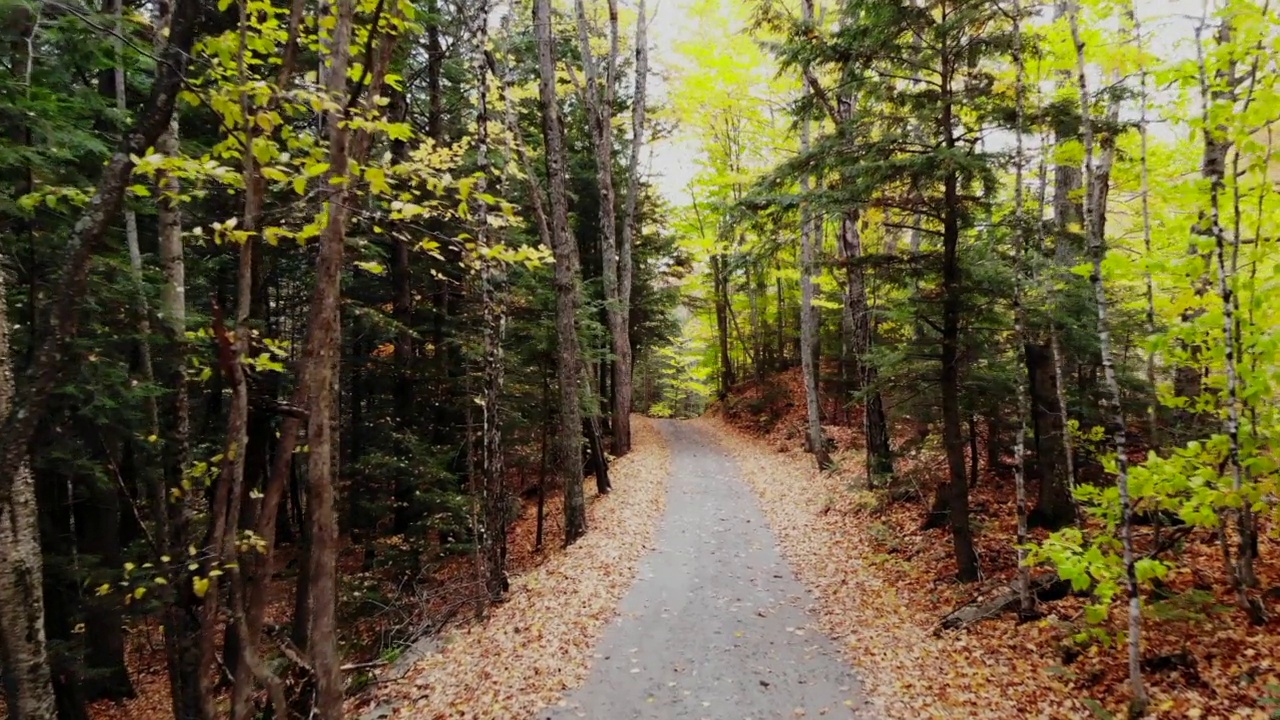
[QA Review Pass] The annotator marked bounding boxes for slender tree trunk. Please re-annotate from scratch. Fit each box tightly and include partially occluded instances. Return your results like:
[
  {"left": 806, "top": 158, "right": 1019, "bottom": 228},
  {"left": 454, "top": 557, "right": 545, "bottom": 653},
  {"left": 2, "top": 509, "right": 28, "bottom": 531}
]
[
  {"left": 615, "top": 0, "right": 648, "bottom": 455},
  {"left": 772, "top": 257, "right": 783, "bottom": 370},
  {"left": 36, "top": 470, "right": 89, "bottom": 720},
  {"left": 535, "top": 0, "right": 588, "bottom": 544},
  {"left": 797, "top": 109, "right": 828, "bottom": 470},
  {"left": 151, "top": 0, "right": 200, "bottom": 705},
  {"left": 838, "top": 213, "right": 893, "bottom": 479},
  {"left": 1195, "top": 15, "right": 1264, "bottom": 620},
  {"left": 1026, "top": 343, "right": 1074, "bottom": 528},
  {"left": 1024, "top": 0, "right": 1080, "bottom": 531},
  {"left": 0, "top": 9, "right": 59, "bottom": 718},
  {"left": 940, "top": 62, "right": 978, "bottom": 583},
  {"left": 710, "top": 251, "right": 734, "bottom": 398},
  {"left": 0, "top": 342, "right": 55, "bottom": 720},
  {"left": 300, "top": 0, "right": 356, "bottom": 714},
  {"left": 575, "top": 0, "right": 633, "bottom": 456},
  {"left": 1069, "top": 7, "right": 1146, "bottom": 711},
  {"left": 1126, "top": 3, "right": 1160, "bottom": 447},
  {"left": 113, "top": 0, "right": 161, "bottom": 463},
  {"left": 78, "top": 470, "right": 133, "bottom": 701},
  {"left": 226, "top": 0, "right": 321, "bottom": 712},
  {"left": 1011, "top": 0, "right": 1033, "bottom": 618},
  {"left": 473, "top": 0, "right": 508, "bottom": 601}
]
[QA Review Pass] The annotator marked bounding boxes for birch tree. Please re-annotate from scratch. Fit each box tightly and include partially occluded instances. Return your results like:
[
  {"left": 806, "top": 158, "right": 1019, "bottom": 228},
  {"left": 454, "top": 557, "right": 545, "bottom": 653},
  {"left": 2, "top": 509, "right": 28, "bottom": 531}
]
[
  {"left": 797, "top": 0, "right": 829, "bottom": 471},
  {"left": 1067, "top": 2, "right": 1147, "bottom": 710}
]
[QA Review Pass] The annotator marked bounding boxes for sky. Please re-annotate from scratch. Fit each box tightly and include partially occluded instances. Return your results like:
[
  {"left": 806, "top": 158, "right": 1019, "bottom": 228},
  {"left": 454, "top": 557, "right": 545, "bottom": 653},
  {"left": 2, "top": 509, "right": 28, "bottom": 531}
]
[
  {"left": 645, "top": 0, "right": 702, "bottom": 204},
  {"left": 642, "top": 0, "right": 1208, "bottom": 205}
]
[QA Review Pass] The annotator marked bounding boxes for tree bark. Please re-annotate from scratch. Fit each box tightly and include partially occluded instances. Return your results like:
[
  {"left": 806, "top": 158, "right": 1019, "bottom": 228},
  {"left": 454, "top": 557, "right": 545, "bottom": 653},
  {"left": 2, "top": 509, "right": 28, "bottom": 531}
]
[
  {"left": 77, "top": 470, "right": 133, "bottom": 701},
  {"left": 535, "top": 0, "right": 588, "bottom": 544},
  {"left": 0, "top": 8, "right": 63, "bottom": 719},
  {"left": 1068, "top": 7, "right": 1147, "bottom": 710},
  {"left": 575, "top": 0, "right": 634, "bottom": 457},
  {"left": 940, "top": 59, "right": 978, "bottom": 583},
  {"left": 615, "top": 0, "right": 648, "bottom": 456},
  {"left": 474, "top": 0, "right": 508, "bottom": 602},
  {"left": 1011, "top": 0, "right": 1033, "bottom": 618},
  {"left": 1026, "top": 343, "right": 1074, "bottom": 528},
  {"left": 0, "top": 389, "right": 55, "bottom": 720},
  {"left": 838, "top": 213, "right": 893, "bottom": 479},
  {"left": 711, "top": 251, "right": 734, "bottom": 398},
  {"left": 301, "top": 0, "right": 356, "bottom": 714},
  {"left": 149, "top": 0, "right": 200, "bottom": 708},
  {"left": 1195, "top": 15, "right": 1264, "bottom": 619},
  {"left": 797, "top": 110, "right": 828, "bottom": 470}
]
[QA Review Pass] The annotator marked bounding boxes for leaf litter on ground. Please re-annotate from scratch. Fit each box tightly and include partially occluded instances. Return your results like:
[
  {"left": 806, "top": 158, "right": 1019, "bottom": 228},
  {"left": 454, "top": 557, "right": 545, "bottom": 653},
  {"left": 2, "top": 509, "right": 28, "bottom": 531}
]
[
  {"left": 702, "top": 369, "right": 1279, "bottom": 719},
  {"left": 355, "top": 415, "right": 670, "bottom": 720}
]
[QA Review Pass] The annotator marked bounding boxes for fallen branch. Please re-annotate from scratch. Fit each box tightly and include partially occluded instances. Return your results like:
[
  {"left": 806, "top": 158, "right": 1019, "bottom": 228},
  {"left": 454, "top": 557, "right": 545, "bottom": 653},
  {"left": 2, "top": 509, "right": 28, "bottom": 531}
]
[{"left": 935, "top": 574, "right": 1065, "bottom": 633}]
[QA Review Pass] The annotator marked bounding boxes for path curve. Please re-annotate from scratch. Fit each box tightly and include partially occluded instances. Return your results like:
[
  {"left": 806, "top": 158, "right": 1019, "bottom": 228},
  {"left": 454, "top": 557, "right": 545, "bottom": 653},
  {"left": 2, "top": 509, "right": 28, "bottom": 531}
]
[{"left": 543, "top": 419, "right": 867, "bottom": 719}]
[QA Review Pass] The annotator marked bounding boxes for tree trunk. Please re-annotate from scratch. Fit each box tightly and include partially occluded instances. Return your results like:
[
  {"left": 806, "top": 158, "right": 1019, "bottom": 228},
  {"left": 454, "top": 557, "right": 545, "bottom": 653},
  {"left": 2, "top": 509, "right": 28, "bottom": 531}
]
[
  {"left": 940, "top": 72, "right": 978, "bottom": 583},
  {"left": 473, "top": 2, "right": 508, "bottom": 602},
  {"left": 45, "top": 486, "right": 94, "bottom": 720},
  {"left": 797, "top": 103, "right": 828, "bottom": 470},
  {"left": 615, "top": 0, "right": 648, "bottom": 456},
  {"left": 535, "top": 0, "right": 588, "bottom": 544},
  {"left": 1011, "top": 2, "right": 1033, "bottom": 618},
  {"left": 711, "top": 252, "right": 734, "bottom": 398},
  {"left": 1126, "top": 5, "right": 1160, "bottom": 448},
  {"left": 154, "top": 60, "right": 201, "bottom": 712},
  {"left": 0, "top": 8, "right": 58, "bottom": 717},
  {"left": 839, "top": 213, "right": 893, "bottom": 479},
  {"left": 112, "top": 0, "right": 162, "bottom": 530},
  {"left": 1068, "top": 7, "right": 1147, "bottom": 710},
  {"left": 300, "top": 0, "right": 355, "bottom": 714},
  {"left": 584, "top": 415, "right": 612, "bottom": 494},
  {"left": 1026, "top": 344, "right": 1074, "bottom": 528},
  {"left": 575, "top": 0, "right": 633, "bottom": 457},
  {"left": 775, "top": 259, "right": 785, "bottom": 370},
  {"left": 0, "top": 445, "right": 55, "bottom": 720},
  {"left": 1196, "top": 16, "right": 1264, "bottom": 619}
]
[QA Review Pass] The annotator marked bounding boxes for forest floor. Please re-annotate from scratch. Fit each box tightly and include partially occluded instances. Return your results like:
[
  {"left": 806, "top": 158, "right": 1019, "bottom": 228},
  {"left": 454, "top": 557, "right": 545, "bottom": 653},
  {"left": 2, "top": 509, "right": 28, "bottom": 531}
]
[
  {"left": 353, "top": 415, "right": 672, "bottom": 719},
  {"left": 710, "top": 368, "right": 1280, "bottom": 719},
  {"left": 88, "top": 417, "right": 669, "bottom": 720}
]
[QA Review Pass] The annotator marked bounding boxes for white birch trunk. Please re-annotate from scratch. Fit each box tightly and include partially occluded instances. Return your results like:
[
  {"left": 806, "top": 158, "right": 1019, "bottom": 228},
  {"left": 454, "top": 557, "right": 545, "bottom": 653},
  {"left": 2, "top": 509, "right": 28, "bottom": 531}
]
[
  {"left": 0, "top": 267, "right": 56, "bottom": 719},
  {"left": 1068, "top": 4, "right": 1147, "bottom": 711},
  {"left": 797, "top": 0, "right": 827, "bottom": 470},
  {"left": 0, "top": 9, "right": 57, "bottom": 716},
  {"left": 1011, "top": 0, "right": 1032, "bottom": 618}
]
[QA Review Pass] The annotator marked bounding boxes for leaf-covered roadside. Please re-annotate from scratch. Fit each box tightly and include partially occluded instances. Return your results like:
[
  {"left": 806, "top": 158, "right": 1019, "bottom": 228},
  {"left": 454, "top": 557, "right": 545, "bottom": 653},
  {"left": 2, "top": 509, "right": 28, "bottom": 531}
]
[
  {"left": 352, "top": 416, "right": 670, "bottom": 720},
  {"left": 702, "top": 412, "right": 1280, "bottom": 719}
]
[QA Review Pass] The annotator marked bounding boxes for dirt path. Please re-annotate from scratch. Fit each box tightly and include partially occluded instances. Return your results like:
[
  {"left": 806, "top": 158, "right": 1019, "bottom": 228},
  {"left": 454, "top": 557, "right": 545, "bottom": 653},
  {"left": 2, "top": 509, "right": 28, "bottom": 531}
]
[{"left": 543, "top": 420, "right": 866, "bottom": 719}]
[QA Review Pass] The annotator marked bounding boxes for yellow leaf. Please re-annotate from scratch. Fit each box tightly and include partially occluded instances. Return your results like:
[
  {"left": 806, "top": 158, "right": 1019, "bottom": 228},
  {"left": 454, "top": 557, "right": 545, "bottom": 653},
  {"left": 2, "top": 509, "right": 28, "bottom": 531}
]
[{"left": 192, "top": 576, "right": 210, "bottom": 598}]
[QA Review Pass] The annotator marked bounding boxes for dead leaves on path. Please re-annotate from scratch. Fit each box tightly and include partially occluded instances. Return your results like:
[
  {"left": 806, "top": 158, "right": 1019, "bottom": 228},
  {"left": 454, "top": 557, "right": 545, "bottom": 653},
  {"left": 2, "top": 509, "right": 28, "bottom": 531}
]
[
  {"left": 704, "top": 416, "right": 1280, "bottom": 719},
  {"left": 359, "top": 417, "right": 670, "bottom": 720},
  {"left": 704, "top": 416, "right": 1093, "bottom": 719}
]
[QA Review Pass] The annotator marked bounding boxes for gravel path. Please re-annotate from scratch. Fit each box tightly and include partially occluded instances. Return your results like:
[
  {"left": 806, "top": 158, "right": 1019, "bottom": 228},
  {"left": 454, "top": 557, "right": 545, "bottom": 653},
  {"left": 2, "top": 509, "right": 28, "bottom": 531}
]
[{"left": 543, "top": 420, "right": 867, "bottom": 720}]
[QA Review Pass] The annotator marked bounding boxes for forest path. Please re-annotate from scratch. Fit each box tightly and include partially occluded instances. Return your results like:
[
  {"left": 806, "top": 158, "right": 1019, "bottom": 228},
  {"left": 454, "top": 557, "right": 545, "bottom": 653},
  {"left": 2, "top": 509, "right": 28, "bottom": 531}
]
[{"left": 542, "top": 420, "right": 867, "bottom": 719}]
